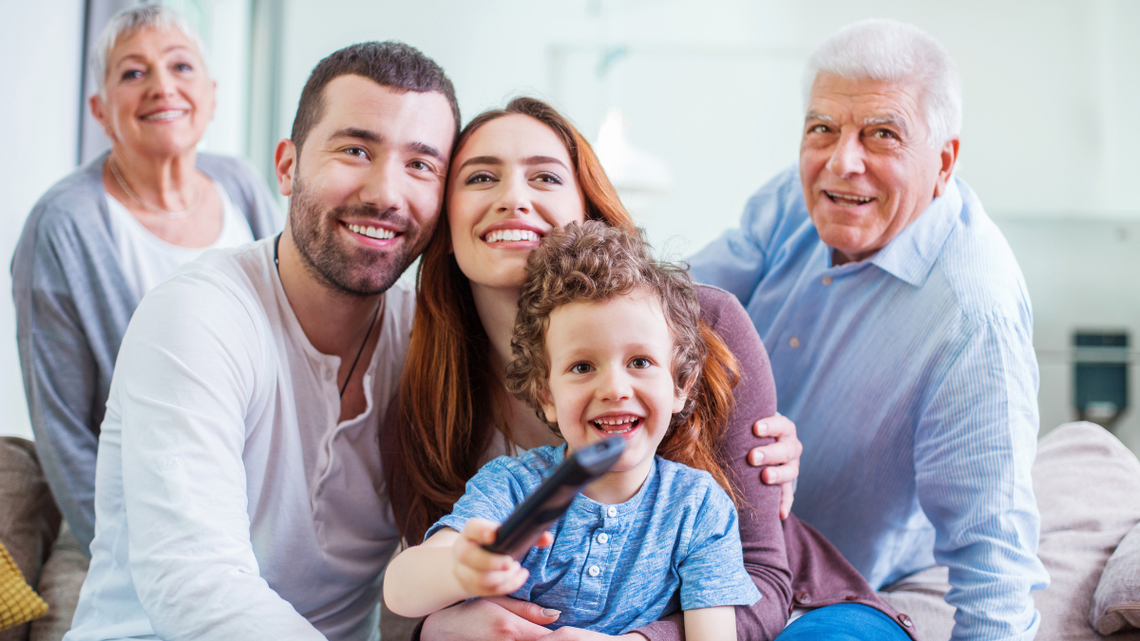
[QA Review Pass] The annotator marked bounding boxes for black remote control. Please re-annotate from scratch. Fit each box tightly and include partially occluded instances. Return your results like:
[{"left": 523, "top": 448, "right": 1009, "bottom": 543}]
[{"left": 484, "top": 436, "right": 627, "bottom": 559}]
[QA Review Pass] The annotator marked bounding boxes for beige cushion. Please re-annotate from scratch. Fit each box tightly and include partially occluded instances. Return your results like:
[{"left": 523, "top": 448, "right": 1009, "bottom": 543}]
[
  {"left": 1033, "top": 422, "right": 1140, "bottom": 641},
  {"left": 1092, "top": 518, "right": 1140, "bottom": 634}
]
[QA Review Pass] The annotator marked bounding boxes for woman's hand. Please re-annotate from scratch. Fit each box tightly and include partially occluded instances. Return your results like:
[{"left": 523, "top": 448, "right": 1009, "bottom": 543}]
[
  {"left": 747, "top": 414, "right": 803, "bottom": 519},
  {"left": 421, "top": 596, "right": 560, "bottom": 641}
]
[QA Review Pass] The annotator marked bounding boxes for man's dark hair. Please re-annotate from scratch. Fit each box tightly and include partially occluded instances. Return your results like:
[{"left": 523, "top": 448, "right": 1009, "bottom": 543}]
[{"left": 290, "top": 41, "right": 460, "bottom": 152}]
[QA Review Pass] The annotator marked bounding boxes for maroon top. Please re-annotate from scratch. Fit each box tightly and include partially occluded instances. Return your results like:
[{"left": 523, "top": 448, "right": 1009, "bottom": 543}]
[{"left": 386, "top": 285, "right": 917, "bottom": 640}]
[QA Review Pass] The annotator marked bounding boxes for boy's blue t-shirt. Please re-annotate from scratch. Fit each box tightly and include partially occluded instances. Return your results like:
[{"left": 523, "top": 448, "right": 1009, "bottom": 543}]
[{"left": 426, "top": 444, "right": 761, "bottom": 634}]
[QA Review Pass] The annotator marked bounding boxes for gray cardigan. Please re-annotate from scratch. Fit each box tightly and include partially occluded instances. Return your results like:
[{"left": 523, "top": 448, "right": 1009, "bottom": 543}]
[{"left": 11, "top": 152, "right": 281, "bottom": 556}]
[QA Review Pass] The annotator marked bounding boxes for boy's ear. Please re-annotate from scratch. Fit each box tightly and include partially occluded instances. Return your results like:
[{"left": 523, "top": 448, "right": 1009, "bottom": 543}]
[
  {"left": 672, "top": 375, "right": 697, "bottom": 413},
  {"left": 539, "top": 389, "right": 558, "bottom": 424},
  {"left": 672, "top": 391, "right": 688, "bottom": 414}
]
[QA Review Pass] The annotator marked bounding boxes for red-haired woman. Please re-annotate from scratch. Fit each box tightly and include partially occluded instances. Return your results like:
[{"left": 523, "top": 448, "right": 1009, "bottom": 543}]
[{"left": 383, "top": 98, "right": 913, "bottom": 641}]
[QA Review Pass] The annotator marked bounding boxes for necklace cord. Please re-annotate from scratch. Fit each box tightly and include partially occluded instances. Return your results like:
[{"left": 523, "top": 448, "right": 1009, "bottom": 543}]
[
  {"left": 273, "top": 233, "right": 380, "bottom": 399},
  {"left": 108, "top": 157, "right": 200, "bottom": 219}
]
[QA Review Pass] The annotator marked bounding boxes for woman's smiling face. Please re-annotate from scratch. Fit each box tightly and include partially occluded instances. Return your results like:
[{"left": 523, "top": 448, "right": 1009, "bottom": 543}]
[
  {"left": 447, "top": 114, "right": 586, "bottom": 292},
  {"left": 93, "top": 26, "right": 215, "bottom": 158}
]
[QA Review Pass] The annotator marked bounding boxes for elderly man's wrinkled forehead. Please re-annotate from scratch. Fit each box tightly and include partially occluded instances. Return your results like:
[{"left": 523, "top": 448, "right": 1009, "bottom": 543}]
[{"left": 805, "top": 73, "right": 930, "bottom": 141}]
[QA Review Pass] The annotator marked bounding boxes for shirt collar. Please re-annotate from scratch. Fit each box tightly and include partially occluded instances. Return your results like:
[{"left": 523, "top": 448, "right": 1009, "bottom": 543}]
[{"left": 834, "top": 177, "right": 962, "bottom": 287}]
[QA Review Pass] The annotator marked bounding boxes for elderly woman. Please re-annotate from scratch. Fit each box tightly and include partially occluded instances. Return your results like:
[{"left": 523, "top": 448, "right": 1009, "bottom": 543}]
[{"left": 11, "top": 4, "right": 279, "bottom": 561}]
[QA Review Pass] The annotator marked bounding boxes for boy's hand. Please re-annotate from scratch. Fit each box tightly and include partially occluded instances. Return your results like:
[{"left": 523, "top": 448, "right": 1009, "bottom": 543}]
[{"left": 453, "top": 519, "right": 554, "bottom": 597}]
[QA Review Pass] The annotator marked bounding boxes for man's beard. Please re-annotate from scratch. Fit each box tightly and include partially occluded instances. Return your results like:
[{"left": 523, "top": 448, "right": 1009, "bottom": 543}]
[{"left": 288, "top": 176, "right": 426, "bottom": 297}]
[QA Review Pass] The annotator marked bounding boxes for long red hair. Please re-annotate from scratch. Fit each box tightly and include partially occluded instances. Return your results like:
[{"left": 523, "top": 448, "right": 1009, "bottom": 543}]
[{"left": 389, "top": 97, "right": 738, "bottom": 544}]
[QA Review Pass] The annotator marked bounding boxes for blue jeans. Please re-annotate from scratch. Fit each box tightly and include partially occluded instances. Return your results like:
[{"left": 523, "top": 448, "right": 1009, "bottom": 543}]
[{"left": 776, "top": 603, "right": 911, "bottom": 641}]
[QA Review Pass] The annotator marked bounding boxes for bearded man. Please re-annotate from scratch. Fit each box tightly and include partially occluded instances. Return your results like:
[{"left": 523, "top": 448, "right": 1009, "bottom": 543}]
[{"left": 65, "top": 42, "right": 458, "bottom": 641}]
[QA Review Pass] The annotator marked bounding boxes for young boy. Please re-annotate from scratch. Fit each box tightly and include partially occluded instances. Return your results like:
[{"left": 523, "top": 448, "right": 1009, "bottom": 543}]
[{"left": 384, "top": 222, "right": 761, "bottom": 639}]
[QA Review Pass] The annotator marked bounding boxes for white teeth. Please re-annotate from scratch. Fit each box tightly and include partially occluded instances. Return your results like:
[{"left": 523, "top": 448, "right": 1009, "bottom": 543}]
[
  {"left": 143, "top": 110, "right": 185, "bottom": 121},
  {"left": 827, "top": 191, "right": 873, "bottom": 204},
  {"left": 484, "top": 229, "right": 540, "bottom": 243},
  {"left": 592, "top": 417, "right": 640, "bottom": 434},
  {"left": 348, "top": 223, "right": 396, "bottom": 240}
]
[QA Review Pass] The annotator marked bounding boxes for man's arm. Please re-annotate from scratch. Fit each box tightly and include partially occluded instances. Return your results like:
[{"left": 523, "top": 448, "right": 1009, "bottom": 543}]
[
  {"left": 113, "top": 271, "right": 324, "bottom": 641},
  {"left": 914, "top": 317, "right": 1049, "bottom": 640}
]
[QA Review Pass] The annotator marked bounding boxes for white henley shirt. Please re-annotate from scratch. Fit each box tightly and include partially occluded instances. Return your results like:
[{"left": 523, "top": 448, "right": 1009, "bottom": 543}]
[{"left": 65, "top": 237, "right": 414, "bottom": 641}]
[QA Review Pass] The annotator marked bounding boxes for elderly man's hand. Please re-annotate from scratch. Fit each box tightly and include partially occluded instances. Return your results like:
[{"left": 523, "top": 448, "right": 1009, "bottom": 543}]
[{"left": 748, "top": 414, "right": 803, "bottom": 519}]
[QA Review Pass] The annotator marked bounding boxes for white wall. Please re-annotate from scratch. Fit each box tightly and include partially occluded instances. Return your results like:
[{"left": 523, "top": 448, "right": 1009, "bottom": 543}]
[{"left": 0, "top": 1, "right": 85, "bottom": 439}]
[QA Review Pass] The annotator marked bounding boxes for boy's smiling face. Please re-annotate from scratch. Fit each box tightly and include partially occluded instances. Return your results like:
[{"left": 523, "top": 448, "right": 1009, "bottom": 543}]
[{"left": 540, "top": 289, "right": 687, "bottom": 498}]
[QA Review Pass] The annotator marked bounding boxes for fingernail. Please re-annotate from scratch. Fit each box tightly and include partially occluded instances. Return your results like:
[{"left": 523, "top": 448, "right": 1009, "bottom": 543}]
[
  {"left": 756, "top": 422, "right": 768, "bottom": 435},
  {"left": 542, "top": 608, "right": 561, "bottom": 618},
  {"left": 751, "top": 451, "right": 764, "bottom": 465}
]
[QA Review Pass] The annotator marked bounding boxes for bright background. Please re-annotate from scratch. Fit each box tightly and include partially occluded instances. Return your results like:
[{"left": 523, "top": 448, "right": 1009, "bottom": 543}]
[{"left": 3, "top": 0, "right": 1140, "bottom": 454}]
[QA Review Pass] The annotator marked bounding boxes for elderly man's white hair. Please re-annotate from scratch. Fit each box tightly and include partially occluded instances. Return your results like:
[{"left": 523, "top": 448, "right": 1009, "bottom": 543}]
[
  {"left": 92, "top": 4, "right": 210, "bottom": 100},
  {"left": 804, "top": 19, "right": 962, "bottom": 147}
]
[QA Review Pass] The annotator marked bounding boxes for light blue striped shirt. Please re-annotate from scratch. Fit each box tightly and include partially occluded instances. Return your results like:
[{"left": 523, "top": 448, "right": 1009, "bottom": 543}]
[
  {"left": 428, "top": 445, "right": 761, "bottom": 634},
  {"left": 689, "top": 166, "right": 1049, "bottom": 641}
]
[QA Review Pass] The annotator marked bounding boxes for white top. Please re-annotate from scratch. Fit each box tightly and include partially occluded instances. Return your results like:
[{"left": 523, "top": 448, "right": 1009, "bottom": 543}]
[
  {"left": 105, "top": 183, "right": 255, "bottom": 300},
  {"left": 66, "top": 238, "right": 415, "bottom": 641}
]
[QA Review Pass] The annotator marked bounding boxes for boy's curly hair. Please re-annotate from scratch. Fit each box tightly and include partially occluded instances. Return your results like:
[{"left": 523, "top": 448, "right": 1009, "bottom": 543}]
[{"left": 505, "top": 220, "right": 739, "bottom": 499}]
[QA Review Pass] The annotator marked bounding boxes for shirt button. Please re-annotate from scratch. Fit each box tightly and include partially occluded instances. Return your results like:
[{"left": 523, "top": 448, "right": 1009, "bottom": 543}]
[
  {"left": 821, "top": 276, "right": 833, "bottom": 286},
  {"left": 597, "top": 532, "right": 609, "bottom": 544},
  {"left": 788, "top": 337, "right": 801, "bottom": 348},
  {"left": 588, "top": 565, "right": 601, "bottom": 577},
  {"left": 606, "top": 506, "right": 618, "bottom": 517},
  {"left": 898, "top": 614, "right": 913, "bottom": 628}
]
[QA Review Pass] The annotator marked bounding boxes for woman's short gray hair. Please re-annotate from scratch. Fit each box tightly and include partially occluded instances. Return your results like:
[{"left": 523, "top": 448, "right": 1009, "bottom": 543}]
[
  {"left": 803, "top": 19, "right": 962, "bottom": 147},
  {"left": 92, "top": 4, "right": 209, "bottom": 99}
]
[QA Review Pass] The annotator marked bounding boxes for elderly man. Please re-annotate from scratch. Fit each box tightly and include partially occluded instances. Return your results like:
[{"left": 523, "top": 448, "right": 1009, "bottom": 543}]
[{"left": 690, "top": 19, "right": 1049, "bottom": 640}]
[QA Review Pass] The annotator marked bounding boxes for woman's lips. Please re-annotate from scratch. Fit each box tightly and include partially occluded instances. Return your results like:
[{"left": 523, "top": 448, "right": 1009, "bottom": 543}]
[{"left": 482, "top": 229, "right": 541, "bottom": 243}]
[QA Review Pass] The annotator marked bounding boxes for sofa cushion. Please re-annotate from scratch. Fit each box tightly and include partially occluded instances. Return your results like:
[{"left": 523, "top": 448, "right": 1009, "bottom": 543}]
[
  {"left": 1092, "top": 518, "right": 1140, "bottom": 634},
  {"left": 0, "top": 438, "right": 61, "bottom": 641},
  {"left": 1033, "top": 422, "right": 1140, "bottom": 640},
  {"left": 0, "top": 541, "right": 48, "bottom": 632}
]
